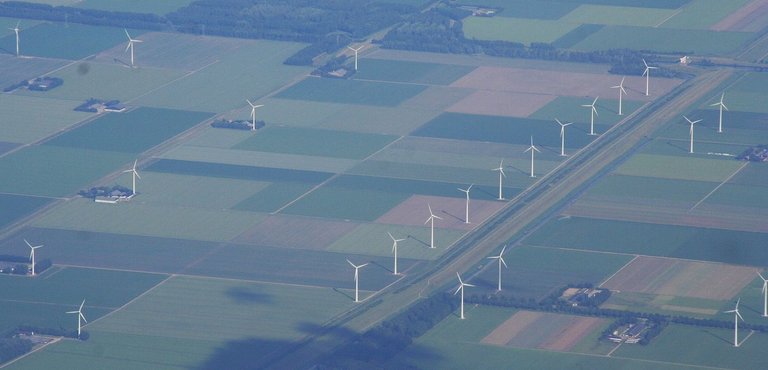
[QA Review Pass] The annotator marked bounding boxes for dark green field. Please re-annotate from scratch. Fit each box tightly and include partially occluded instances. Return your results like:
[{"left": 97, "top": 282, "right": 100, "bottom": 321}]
[
  {"left": 552, "top": 24, "right": 605, "bottom": 48},
  {"left": 233, "top": 182, "right": 314, "bottom": 213},
  {"left": 413, "top": 112, "right": 596, "bottom": 149},
  {"left": 0, "top": 194, "right": 51, "bottom": 230},
  {"left": 0, "top": 23, "right": 142, "bottom": 60},
  {"left": 146, "top": 159, "right": 333, "bottom": 183},
  {"left": 46, "top": 108, "right": 213, "bottom": 154},
  {"left": 233, "top": 126, "right": 397, "bottom": 159},
  {"left": 0, "top": 146, "right": 133, "bottom": 197},
  {"left": 0, "top": 228, "right": 218, "bottom": 273},
  {"left": 526, "top": 216, "right": 768, "bottom": 266},
  {"left": 185, "top": 243, "right": 414, "bottom": 289},
  {"left": 282, "top": 186, "right": 409, "bottom": 221},
  {"left": 276, "top": 77, "right": 427, "bottom": 107},
  {"left": 582, "top": 174, "right": 715, "bottom": 202},
  {"left": 353, "top": 59, "right": 475, "bottom": 85},
  {"left": 0, "top": 301, "right": 112, "bottom": 336}
]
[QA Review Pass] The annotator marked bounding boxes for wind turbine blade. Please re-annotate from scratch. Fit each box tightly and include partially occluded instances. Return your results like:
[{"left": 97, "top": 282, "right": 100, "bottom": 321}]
[
  {"left": 683, "top": 115, "right": 692, "bottom": 124},
  {"left": 487, "top": 256, "right": 497, "bottom": 260},
  {"left": 388, "top": 232, "right": 395, "bottom": 241},
  {"left": 555, "top": 118, "right": 563, "bottom": 126},
  {"left": 454, "top": 285, "right": 462, "bottom": 295},
  {"left": 500, "top": 168, "right": 506, "bottom": 177},
  {"left": 79, "top": 300, "right": 85, "bottom": 311},
  {"left": 464, "top": 283, "right": 476, "bottom": 288},
  {"left": 124, "top": 28, "right": 131, "bottom": 39},
  {"left": 500, "top": 245, "right": 507, "bottom": 255},
  {"left": 737, "top": 311, "right": 744, "bottom": 321},
  {"left": 125, "top": 42, "right": 132, "bottom": 53},
  {"left": 360, "top": 263, "right": 369, "bottom": 268},
  {"left": 346, "top": 259, "right": 355, "bottom": 268},
  {"left": 643, "top": 58, "right": 648, "bottom": 69},
  {"left": 467, "top": 184, "right": 473, "bottom": 191},
  {"left": 500, "top": 257, "right": 508, "bottom": 268},
  {"left": 692, "top": 119, "right": 702, "bottom": 124},
  {"left": 66, "top": 310, "right": 78, "bottom": 314},
  {"left": 759, "top": 271, "right": 767, "bottom": 281},
  {"left": 456, "top": 272, "right": 463, "bottom": 284},
  {"left": 24, "top": 239, "right": 32, "bottom": 248},
  {"left": 80, "top": 312, "right": 87, "bottom": 323},
  {"left": 134, "top": 171, "right": 141, "bottom": 179}
]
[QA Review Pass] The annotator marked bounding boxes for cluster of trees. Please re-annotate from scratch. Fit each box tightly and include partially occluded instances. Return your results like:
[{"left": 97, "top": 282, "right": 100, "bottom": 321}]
[
  {"left": 320, "top": 293, "right": 456, "bottom": 368},
  {"left": 211, "top": 119, "right": 263, "bottom": 130},
  {"left": 0, "top": 256, "right": 51, "bottom": 275},
  {"left": 311, "top": 55, "right": 353, "bottom": 78},
  {"left": 0, "top": 1, "right": 165, "bottom": 30},
  {"left": 0, "top": 337, "right": 32, "bottom": 364},
  {"left": 16, "top": 325, "right": 87, "bottom": 340},
  {"left": 380, "top": 8, "right": 683, "bottom": 77},
  {"left": 78, "top": 185, "right": 131, "bottom": 199}
]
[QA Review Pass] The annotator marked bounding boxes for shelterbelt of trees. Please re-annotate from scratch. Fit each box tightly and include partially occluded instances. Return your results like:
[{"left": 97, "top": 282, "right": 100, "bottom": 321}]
[{"left": 0, "top": 1, "right": 681, "bottom": 75}]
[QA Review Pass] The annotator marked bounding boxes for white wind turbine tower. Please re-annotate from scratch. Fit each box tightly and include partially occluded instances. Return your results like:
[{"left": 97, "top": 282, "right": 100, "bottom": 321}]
[
  {"left": 487, "top": 245, "right": 508, "bottom": 291},
  {"left": 458, "top": 184, "right": 473, "bottom": 224},
  {"left": 25, "top": 239, "right": 43, "bottom": 276},
  {"left": 555, "top": 118, "right": 573, "bottom": 156},
  {"left": 347, "top": 45, "right": 364, "bottom": 71},
  {"left": 425, "top": 204, "right": 442, "bottom": 249},
  {"left": 454, "top": 272, "right": 475, "bottom": 319},
  {"left": 492, "top": 160, "right": 506, "bottom": 200},
  {"left": 123, "top": 159, "right": 141, "bottom": 196},
  {"left": 724, "top": 298, "right": 744, "bottom": 347},
  {"left": 66, "top": 299, "right": 87, "bottom": 337},
  {"left": 10, "top": 21, "right": 20, "bottom": 57},
  {"left": 642, "top": 59, "right": 658, "bottom": 96},
  {"left": 581, "top": 96, "right": 599, "bottom": 135},
  {"left": 710, "top": 92, "right": 728, "bottom": 133},
  {"left": 758, "top": 271, "right": 768, "bottom": 317},
  {"left": 683, "top": 115, "right": 702, "bottom": 154},
  {"left": 524, "top": 136, "right": 540, "bottom": 178},
  {"left": 611, "top": 77, "right": 627, "bottom": 115},
  {"left": 246, "top": 100, "right": 264, "bottom": 131},
  {"left": 124, "top": 29, "right": 143, "bottom": 68},
  {"left": 388, "top": 232, "right": 406, "bottom": 275},
  {"left": 347, "top": 259, "right": 368, "bottom": 303}
]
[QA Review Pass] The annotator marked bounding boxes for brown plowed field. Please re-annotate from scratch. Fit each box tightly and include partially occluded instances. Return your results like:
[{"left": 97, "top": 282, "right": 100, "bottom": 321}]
[
  {"left": 446, "top": 90, "right": 555, "bottom": 117},
  {"left": 375, "top": 194, "right": 507, "bottom": 231},
  {"left": 712, "top": 0, "right": 768, "bottom": 32},
  {"left": 235, "top": 215, "right": 358, "bottom": 250},
  {"left": 481, "top": 311, "right": 605, "bottom": 351},
  {"left": 602, "top": 256, "right": 755, "bottom": 300}
]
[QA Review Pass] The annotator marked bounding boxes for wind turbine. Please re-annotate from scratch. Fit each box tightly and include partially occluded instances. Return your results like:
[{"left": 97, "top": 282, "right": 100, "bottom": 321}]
[
  {"left": 246, "top": 99, "right": 264, "bottom": 131},
  {"left": 758, "top": 271, "right": 768, "bottom": 317},
  {"left": 124, "top": 29, "right": 142, "bottom": 68},
  {"left": 487, "top": 245, "right": 508, "bottom": 291},
  {"left": 388, "top": 232, "right": 406, "bottom": 275},
  {"left": 710, "top": 92, "right": 728, "bottom": 133},
  {"left": 454, "top": 272, "right": 475, "bottom": 319},
  {"left": 524, "top": 136, "right": 540, "bottom": 178},
  {"left": 25, "top": 239, "right": 43, "bottom": 276},
  {"left": 724, "top": 298, "right": 744, "bottom": 347},
  {"left": 611, "top": 77, "right": 627, "bottom": 115},
  {"left": 347, "top": 45, "right": 364, "bottom": 71},
  {"left": 347, "top": 259, "right": 368, "bottom": 303},
  {"left": 581, "top": 96, "right": 599, "bottom": 135},
  {"left": 555, "top": 118, "right": 573, "bottom": 157},
  {"left": 458, "top": 184, "right": 473, "bottom": 224},
  {"left": 642, "top": 59, "right": 658, "bottom": 96},
  {"left": 9, "top": 21, "right": 20, "bottom": 57},
  {"left": 492, "top": 160, "right": 506, "bottom": 200},
  {"left": 424, "top": 204, "right": 442, "bottom": 249},
  {"left": 683, "top": 115, "right": 702, "bottom": 154},
  {"left": 122, "top": 159, "right": 141, "bottom": 196},
  {"left": 66, "top": 299, "right": 87, "bottom": 337}
]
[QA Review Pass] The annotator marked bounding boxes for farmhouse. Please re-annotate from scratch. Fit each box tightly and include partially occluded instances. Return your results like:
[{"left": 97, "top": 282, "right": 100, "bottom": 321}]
[
  {"left": 74, "top": 98, "right": 127, "bottom": 113},
  {"left": 4, "top": 77, "right": 63, "bottom": 92},
  {"left": 609, "top": 319, "right": 650, "bottom": 344},
  {"left": 561, "top": 287, "right": 607, "bottom": 307},
  {"left": 737, "top": 145, "right": 768, "bottom": 162}
]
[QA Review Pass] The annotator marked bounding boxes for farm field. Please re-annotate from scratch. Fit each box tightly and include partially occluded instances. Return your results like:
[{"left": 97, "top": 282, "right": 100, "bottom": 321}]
[
  {"left": 572, "top": 26, "right": 752, "bottom": 55},
  {"left": 145, "top": 159, "right": 333, "bottom": 184},
  {"left": 326, "top": 222, "right": 467, "bottom": 260},
  {"left": 233, "top": 126, "right": 397, "bottom": 159},
  {"left": 0, "top": 194, "right": 50, "bottom": 230},
  {"left": 352, "top": 58, "right": 475, "bottom": 85},
  {"left": 0, "top": 23, "right": 138, "bottom": 60},
  {"left": 0, "top": 94, "right": 92, "bottom": 144},
  {"left": 276, "top": 77, "right": 427, "bottom": 107},
  {"left": 0, "top": 227, "right": 218, "bottom": 273},
  {"left": 0, "top": 53, "right": 66, "bottom": 89}
]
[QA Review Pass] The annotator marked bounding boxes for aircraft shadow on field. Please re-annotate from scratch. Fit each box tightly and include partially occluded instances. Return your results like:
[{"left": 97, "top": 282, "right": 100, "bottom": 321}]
[
  {"left": 196, "top": 322, "right": 442, "bottom": 369},
  {"left": 226, "top": 286, "right": 273, "bottom": 305}
]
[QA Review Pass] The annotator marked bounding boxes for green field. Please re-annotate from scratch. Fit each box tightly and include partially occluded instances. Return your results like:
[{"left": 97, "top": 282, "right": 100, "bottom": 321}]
[
  {"left": 582, "top": 174, "right": 717, "bottom": 203},
  {"left": 0, "top": 301, "right": 112, "bottom": 339},
  {"left": 133, "top": 40, "right": 311, "bottom": 112},
  {"left": 233, "top": 126, "right": 397, "bottom": 159},
  {"left": 495, "top": 1, "right": 578, "bottom": 19},
  {"left": 413, "top": 112, "right": 596, "bottom": 149},
  {"left": 146, "top": 159, "right": 333, "bottom": 183},
  {"left": 33, "top": 198, "right": 263, "bottom": 242},
  {"left": 282, "top": 186, "right": 409, "bottom": 221},
  {"left": 74, "top": 0, "right": 194, "bottom": 14},
  {"left": 526, "top": 216, "right": 768, "bottom": 266},
  {"left": 0, "top": 194, "right": 51, "bottom": 230},
  {"left": 233, "top": 182, "right": 314, "bottom": 213},
  {"left": 0, "top": 23, "right": 140, "bottom": 60},
  {"left": 16, "top": 61, "right": 187, "bottom": 102},
  {"left": 9, "top": 276, "right": 356, "bottom": 370},
  {"left": 0, "top": 94, "right": 92, "bottom": 144},
  {"left": 660, "top": 0, "right": 749, "bottom": 29},
  {"left": 0, "top": 146, "right": 133, "bottom": 197},
  {"left": 349, "top": 160, "right": 529, "bottom": 190},
  {"left": 185, "top": 243, "right": 406, "bottom": 289},
  {"left": 572, "top": 26, "right": 752, "bottom": 55},
  {"left": 616, "top": 324, "right": 768, "bottom": 368},
  {"left": 0, "top": 53, "right": 67, "bottom": 90},
  {"left": 614, "top": 153, "right": 744, "bottom": 182},
  {"left": 530, "top": 95, "right": 644, "bottom": 126},
  {"left": 276, "top": 77, "right": 427, "bottom": 107},
  {"left": 0, "top": 227, "right": 218, "bottom": 273},
  {"left": 552, "top": 24, "right": 606, "bottom": 49},
  {"left": 46, "top": 107, "right": 212, "bottom": 153},
  {"left": 326, "top": 223, "right": 467, "bottom": 260},
  {"left": 603, "top": 291, "right": 725, "bottom": 318},
  {"left": 352, "top": 59, "right": 475, "bottom": 85},
  {"left": 330, "top": 174, "right": 501, "bottom": 201},
  {"left": 474, "top": 245, "right": 632, "bottom": 299},
  {"left": 463, "top": 17, "right": 579, "bottom": 44},
  {"left": 560, "top": 5, "right": 677, "bottom": 27}
]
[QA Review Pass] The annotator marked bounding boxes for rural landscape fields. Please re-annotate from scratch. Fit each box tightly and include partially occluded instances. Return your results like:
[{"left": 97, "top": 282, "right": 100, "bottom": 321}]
[{"left": 0, "top": 0, "right": 767, "bottom": 369}]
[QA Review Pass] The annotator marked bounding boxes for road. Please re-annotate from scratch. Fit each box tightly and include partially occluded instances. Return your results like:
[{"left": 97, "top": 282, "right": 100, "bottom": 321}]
[{"left": 266, "top": 68, "right": 733, "bottom": 369}]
